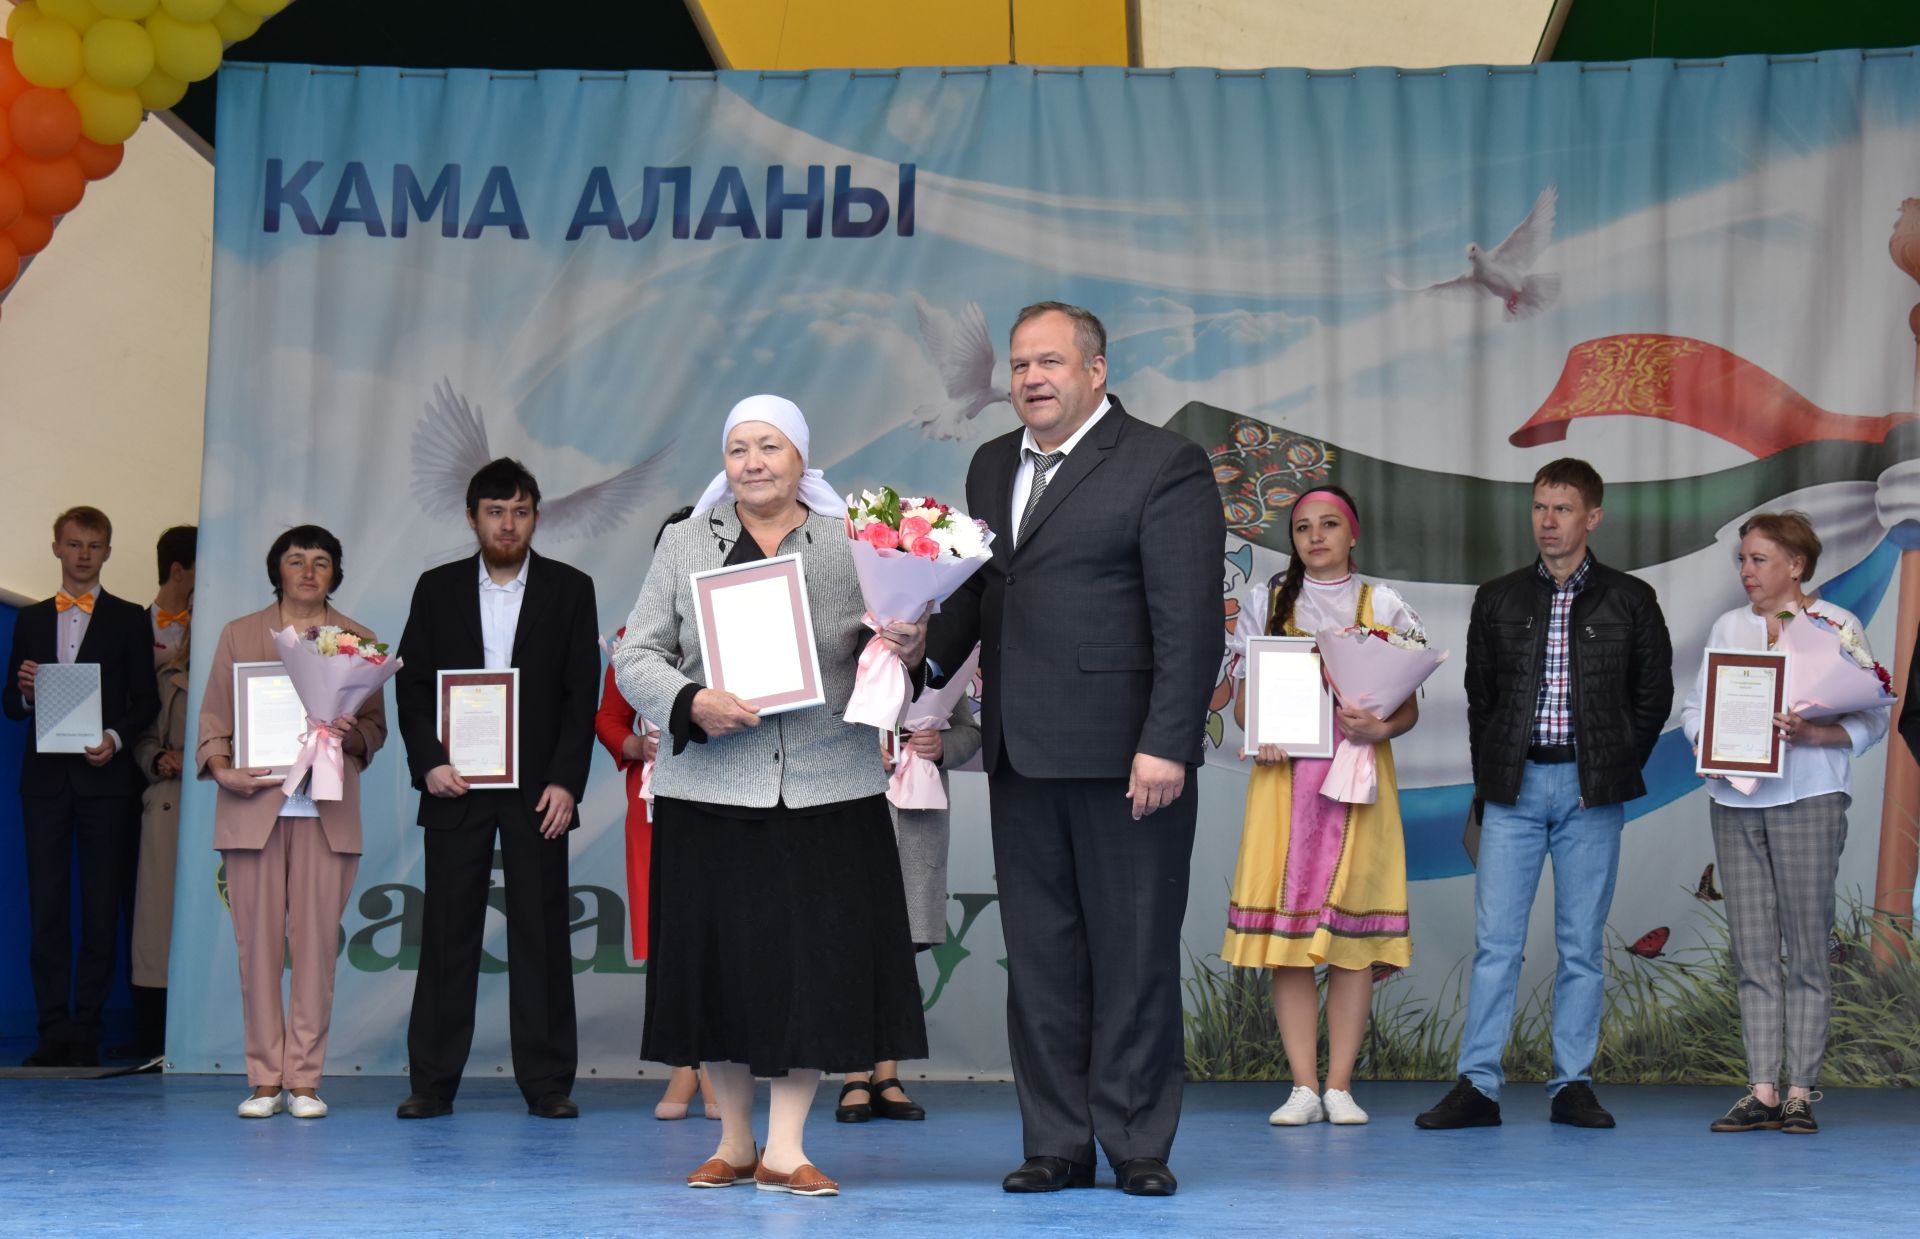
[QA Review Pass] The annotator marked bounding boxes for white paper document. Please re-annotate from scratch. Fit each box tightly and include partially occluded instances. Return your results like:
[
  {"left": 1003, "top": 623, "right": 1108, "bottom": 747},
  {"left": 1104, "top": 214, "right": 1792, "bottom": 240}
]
[
  {"left": 1253, "top": 648, "right": 1326, "bottom": 750},
  {"left": 243, "top": 670, "right": 307, "bottom": 770},
  {"left": 708, "top": 575, "right": 806, "bottom": 700},
  {"left": 35, "top": 662, "right": 103, "bottom": 754},
  {"left": 1707, "top": 663, "right": 1779, "bottom": 766},
  {"left": 446, "top": 683, "right": 511, "bottom": 778}
]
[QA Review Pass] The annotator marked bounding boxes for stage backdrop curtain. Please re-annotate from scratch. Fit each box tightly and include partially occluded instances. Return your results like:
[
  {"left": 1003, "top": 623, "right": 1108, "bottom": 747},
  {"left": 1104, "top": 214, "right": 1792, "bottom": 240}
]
[{"left": 167, "top": 54, "right": 1920, "bottom": 1081}]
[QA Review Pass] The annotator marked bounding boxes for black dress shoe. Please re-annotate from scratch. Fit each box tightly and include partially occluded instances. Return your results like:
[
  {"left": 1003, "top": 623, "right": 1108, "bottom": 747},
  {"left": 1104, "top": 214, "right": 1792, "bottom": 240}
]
[
  {"left": 1002, "top": 1156, "right": 1095, "bottom": 1193},
  {"left": 67, "top": 1043, "right": 100, "bottom": 1067},
  {"left": 1550, "top": 1081, "right": 1615, "bottom": 1128},
  {"left": 835, "top": 1079, "right": 873, "bottom": 1123},
  {"left": 1114, "top": 1158, "right": 1178, "bottom": 1197},
  {"left": 396, "top": 1093, "right": 453, "bottom": 1119},
  {"left": 21, "top": 1043, "right": 69, "bottom": 1068},
  {"left": 528, "top": 1093, "right": 579, "bottom": 1119},
  {"left": 1415, "top": 1075, "right": 1502, "bottom": 1129},
  {"left": 869, "top": 1077, "right": 925, "bottom": 1121}
]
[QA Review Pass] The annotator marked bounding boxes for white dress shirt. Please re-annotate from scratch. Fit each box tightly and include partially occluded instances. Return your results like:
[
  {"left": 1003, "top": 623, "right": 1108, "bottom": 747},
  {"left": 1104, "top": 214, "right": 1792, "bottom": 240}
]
[
  {"left": 1231, "top": 574, "right": 1424, "bottom": 679},
  {"left": 1008, "top": 395, "right": 1111, "bottom": 548},
  {"left": 479, "top": 554, "right": 530, "bottom": 670},
  {"left": 1680, "top": 600, "right": 1890, "bottom": 808}
]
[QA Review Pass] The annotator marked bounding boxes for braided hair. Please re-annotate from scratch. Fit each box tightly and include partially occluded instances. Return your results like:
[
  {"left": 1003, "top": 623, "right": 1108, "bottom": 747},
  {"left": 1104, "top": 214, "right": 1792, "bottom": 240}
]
[{"left": 1264, "top": 484, "right": 1362, "bottom": 636}]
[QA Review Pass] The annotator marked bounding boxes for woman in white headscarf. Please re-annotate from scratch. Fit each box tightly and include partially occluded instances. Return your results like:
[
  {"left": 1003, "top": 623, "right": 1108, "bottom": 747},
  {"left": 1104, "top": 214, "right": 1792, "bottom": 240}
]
[{"left": 613, "top": 396, "right": 929, "bottom": 1199}]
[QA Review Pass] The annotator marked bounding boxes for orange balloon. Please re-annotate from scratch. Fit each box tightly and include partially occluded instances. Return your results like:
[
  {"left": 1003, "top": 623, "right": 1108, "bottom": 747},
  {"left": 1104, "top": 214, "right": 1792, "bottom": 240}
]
[
  {"left": 0, "top": 168, "right": 22, "bottom": 225},
  {"left": 9, "top": 151, "right": 83, "bottom": 215},
  {"left": 71, "top": 134, "right": 121, "bottom": 178},
  {"left": 0, "top": 38, "right": 34, "bottom": 107},
  {"left": 6, "top": 210, "right": 53, "bottom": 255},
  {"left": 0, "top": 113, "right": 11, "bottom": 161},
  {"left": 0, "top": 234, "right": 20, "bottom": 289},
  {"left": 9, "top": 85, "right": 82, "bottom": 157}
]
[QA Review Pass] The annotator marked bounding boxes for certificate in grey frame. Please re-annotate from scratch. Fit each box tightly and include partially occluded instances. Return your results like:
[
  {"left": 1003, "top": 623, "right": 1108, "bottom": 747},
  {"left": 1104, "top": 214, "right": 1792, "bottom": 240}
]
[
  {"left": 689, "top": 552, "right": 826, "bottom": 716},
  {"left": 436, "top": 668, "right": 520, "bottom": 788},
  {"left": 34, "top": 661, "right": 102, "bottom": 754},
  {"left": 1696, "top": 647, "right": 1789, "bottom": 780},
  {"left": 233, "top": 660, "right": 303, "bottom": 778},
  {"left": 1243, "top": 636, "right": 1335, "bottom": 759}
]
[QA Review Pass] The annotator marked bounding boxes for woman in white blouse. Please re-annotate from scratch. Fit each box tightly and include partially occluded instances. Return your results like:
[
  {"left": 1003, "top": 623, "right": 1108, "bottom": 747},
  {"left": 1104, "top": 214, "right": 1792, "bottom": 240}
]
[{"left": 1682, "top": 511, "right": 1889, "bottom": 1136}]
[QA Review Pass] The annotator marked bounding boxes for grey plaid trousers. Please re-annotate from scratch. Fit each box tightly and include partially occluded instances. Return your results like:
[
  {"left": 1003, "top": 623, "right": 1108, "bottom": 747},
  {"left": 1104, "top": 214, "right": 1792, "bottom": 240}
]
[{"left": 1709, "top": 792, "right": 1849, "bottom": 1087}]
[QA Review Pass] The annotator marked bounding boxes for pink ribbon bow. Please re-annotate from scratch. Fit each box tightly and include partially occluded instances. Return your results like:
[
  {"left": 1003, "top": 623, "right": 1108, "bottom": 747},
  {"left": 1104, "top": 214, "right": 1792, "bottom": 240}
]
[
  {"left": 844, "top": 612, "right": 911, "bottom": 730},
  {"left": 284, "top": 717, "right": 345, "bottom": 802},
  {"left": 886, "top": 713, "right": 951, "bottom": 809},
  {"left": 636, "top": 719, "right": 660, "bottom": 806},
  {"left": 1319, "top": 734, "right": 1379, "bottom": 805}
]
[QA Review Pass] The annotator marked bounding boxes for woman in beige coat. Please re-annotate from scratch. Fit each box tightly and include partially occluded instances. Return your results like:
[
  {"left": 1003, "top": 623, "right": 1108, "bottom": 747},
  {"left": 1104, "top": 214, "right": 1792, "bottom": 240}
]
[
  {"left": 129, "top": 627, "right": 191, "bottom": 1059},
  {"left": 197, "top": 526, "right": 386, "bottom": 1119}
]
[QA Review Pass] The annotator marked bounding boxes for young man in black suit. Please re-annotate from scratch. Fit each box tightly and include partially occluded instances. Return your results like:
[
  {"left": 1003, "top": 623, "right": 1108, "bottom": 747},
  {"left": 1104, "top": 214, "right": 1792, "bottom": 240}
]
[
  {"left": 392, "top": 459, "right": 600, "bottom": 1119},
  {"left": 918, "top": 303, "right": 1225, "bottom": 1196},
  {"left": 4, "top": 506, "right": 160, "bottom": 1066}
]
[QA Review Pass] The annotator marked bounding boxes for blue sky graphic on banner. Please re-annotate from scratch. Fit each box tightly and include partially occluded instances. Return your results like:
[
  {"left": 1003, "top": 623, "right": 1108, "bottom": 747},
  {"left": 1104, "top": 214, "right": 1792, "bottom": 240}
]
[{"left": 173, "top": 55, "right": 1920, "bottom": 1079}]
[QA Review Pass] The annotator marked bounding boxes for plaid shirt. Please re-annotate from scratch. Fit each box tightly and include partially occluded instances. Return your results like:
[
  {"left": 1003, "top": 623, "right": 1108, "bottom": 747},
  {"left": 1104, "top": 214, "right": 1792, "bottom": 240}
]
[{"left": 1532, "top": 555, "right": 1592, "bottom": 746}]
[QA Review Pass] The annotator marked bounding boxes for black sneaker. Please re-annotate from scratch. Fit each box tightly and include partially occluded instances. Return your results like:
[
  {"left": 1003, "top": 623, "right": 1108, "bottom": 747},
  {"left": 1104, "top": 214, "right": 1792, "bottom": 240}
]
[
  {"left": 1415, "top": 1076, "right": 1501, "bottom": 1129},
  {"left": 1709, "top": 1092, "right": 1784, "bottom": 1132},
  {"left": 1550, "top": 1081, "right": 1615, "bottom": 1128},
  {"left": 1780, "top": 1094, "right": 1821, "bottom": 1134}
]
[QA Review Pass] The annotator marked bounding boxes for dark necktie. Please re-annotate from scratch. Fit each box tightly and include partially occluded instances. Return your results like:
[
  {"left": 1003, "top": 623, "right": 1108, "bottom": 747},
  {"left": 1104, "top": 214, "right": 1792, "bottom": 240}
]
[{"left": 1019, "top": 449, "right": 1064, "bottom": 541}]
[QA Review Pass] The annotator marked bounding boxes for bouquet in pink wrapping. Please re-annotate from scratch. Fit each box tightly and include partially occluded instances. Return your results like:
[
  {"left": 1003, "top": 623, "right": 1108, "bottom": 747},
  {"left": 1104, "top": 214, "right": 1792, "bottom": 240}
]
[
  {"left": 1726, "top": 607, "right": 1896, "bottom": 796},
  {"left": 272, "top": 625, "right": 403, "bottom": 801},
  {"left": 886, "top": 643, "right": 981, "bottom": 810},
  {"left": 843, "top": 486, "right": 994, "bottom": 729},
  {"left": 1313, "top": 622, "right": 1449, "bottom": 805}
]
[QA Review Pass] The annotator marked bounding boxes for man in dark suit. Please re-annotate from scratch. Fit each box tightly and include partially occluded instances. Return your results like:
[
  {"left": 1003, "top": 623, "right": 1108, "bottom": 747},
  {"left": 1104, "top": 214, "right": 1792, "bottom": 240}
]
[
  {"left": 917, "top": 302, "right": 1224, "bottom": 1196},
  {"left": 4, "top": 506, "right": 160, "bottom": 1066},
  {"left": 392, "top": 459, "right": 600, "bottom": 1120}
]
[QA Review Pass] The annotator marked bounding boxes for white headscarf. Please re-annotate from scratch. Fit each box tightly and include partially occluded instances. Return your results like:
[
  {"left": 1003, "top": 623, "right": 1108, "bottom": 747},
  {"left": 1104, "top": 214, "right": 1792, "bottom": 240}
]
[{"left": 690, "top": 394, "right": 848, "bottom": 518}]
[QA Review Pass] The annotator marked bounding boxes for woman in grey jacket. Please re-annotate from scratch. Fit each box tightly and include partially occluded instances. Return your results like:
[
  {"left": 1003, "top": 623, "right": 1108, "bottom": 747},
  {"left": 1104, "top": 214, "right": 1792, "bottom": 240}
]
[{"left": 613, "top": 395, "right": 928, "bottom": 1198}]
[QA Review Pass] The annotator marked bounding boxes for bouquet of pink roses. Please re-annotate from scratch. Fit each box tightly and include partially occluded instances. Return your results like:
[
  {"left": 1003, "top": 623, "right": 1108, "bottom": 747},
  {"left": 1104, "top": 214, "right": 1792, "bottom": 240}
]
[
  {"left": 272, "top": 624, "right": 403, "bottom": 801},
  {"left": 843, "top": 486, "right": 994, "bottom": 729},
  {"left": 1313, "top": 622, "right": 1449, "bottom": 805},
  {"left": 1725, "top": 606, "right": 1896, "bottom": 796}
]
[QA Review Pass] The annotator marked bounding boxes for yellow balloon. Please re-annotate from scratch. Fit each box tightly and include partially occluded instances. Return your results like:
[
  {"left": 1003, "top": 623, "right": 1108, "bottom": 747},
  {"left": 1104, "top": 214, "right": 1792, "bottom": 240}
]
[
  {"left": 38, "top": 0, "right": 102, "bottom": 33},
  {"left": 208, "top": 3, "right": 260, "bottom": 43},
  {"left": 82, "top": 19, "right": 155, "bottom": 89},
  {"left": 13, "top": 17, "right": 85, "bottom": 89},
  {"left": 229, "top": 0, "right": 287, "bottom": 16},
  {"left": 144, "top": 11, "right": 221, "bottom": 82},
  {"left": 6, "top": 2, "right": 43, "bottom": 41},
  {"left": 69, "top": 74, "right": 143, "bottom": 144},
  {"left": 161, "top": 0, "right": 226, "bottom": 19},
  {"left": 133, "top": 65, "right": 186, "bottom": 109},
  {"left": 94, "top": 0, "right": 159, "bottom": 18}
]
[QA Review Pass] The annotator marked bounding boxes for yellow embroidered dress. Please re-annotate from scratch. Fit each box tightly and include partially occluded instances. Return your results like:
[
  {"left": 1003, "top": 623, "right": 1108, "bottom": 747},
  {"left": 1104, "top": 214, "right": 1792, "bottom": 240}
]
[{"left": 1222, "top": 574, "right": 1415, "bottom": 971}]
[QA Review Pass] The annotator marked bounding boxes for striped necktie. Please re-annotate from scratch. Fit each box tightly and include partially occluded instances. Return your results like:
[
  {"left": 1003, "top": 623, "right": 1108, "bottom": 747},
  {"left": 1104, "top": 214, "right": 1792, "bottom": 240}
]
[{"left": 1019, "top": 449, "right": 1064, "bottom": 541}]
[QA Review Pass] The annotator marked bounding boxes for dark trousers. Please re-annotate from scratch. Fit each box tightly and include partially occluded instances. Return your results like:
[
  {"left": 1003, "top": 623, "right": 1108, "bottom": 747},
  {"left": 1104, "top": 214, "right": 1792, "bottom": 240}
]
[
  {"left": 22, "top": 789, "right": 137, "bottom": 1048},
  {"left": 406, "top": 793, "right": 577, "bottom": 1103},
  {"left": 988, "top": 762, "right": 1197, "bottom": 1167}
]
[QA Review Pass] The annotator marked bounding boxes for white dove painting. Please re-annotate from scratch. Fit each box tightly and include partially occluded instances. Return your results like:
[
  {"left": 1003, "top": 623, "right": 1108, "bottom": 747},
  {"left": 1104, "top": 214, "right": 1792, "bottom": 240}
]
[
  {"left": 909, "top": 294, "right": 1010, "bottom": 440},
  {"left": 410, "top": 378, "right": 675, "bottom": 561},
  {"left": 1389, "top": 185, "right": 1561, "bottom": 320}
]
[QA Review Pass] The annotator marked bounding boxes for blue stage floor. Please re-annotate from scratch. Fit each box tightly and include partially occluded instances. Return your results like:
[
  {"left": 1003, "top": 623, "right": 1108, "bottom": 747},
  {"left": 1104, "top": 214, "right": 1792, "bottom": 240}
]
[{"left": 2, "top": 1076, "right": 1915, "bottom": 1237}]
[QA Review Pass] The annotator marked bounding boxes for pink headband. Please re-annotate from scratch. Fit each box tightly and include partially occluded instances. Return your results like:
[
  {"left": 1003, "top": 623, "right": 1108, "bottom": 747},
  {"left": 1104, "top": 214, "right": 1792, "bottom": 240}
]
[{"left": 1294, "top": 490, "right": 1359, "bottom": 540}]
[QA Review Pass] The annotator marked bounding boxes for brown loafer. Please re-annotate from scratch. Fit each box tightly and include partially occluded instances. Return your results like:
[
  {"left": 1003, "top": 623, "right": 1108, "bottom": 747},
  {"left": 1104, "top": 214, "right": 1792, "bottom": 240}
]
[
  {"left": 686, "top": 1149, "right": 758, "bottom": 1188},
  {"left": 754, "top": 1162, "right": 839, "bottom": 1197}
]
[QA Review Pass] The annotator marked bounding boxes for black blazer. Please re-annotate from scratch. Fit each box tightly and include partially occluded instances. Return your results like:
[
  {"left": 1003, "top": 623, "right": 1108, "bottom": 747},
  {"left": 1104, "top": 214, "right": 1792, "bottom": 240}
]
[
  {"left": 4, "top": 590, "right": 160, "bottom": 798},
  {"left": 394, "top": 550, "right": 600, "bottom": 829},
  {"left": 927, "top": 396, "right": 1226, "bottom": 779}
]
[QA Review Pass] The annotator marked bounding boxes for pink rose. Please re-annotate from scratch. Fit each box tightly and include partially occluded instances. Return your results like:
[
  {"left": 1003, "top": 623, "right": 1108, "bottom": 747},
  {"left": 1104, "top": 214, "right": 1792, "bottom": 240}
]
[
  {"left": 909, "top": 536, "right": 942, "bottom": 560},
  {"left": 862, "top": 522, "right": 901, "bottom": 550},
  {"left": 900, "top": 515, "right": 933, "bottom": 539},
  {"left": 363, "top": 652, "right": 389, "bottom": 665},
  {"left": 336, "top": 632, "right": 361, "bottom": 647}
]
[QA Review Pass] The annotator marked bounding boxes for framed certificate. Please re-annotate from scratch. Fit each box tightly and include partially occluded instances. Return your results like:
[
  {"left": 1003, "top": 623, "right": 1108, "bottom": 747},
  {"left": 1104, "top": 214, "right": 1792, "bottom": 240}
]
[
  {"left": 34, "top": 662, "right": 102, "bottom": 754},
  {"left": 1243, "top": 636, "right": 1335, "bottom": 759},
  {"left": 689, "top": 553, "right": 826, "bottom": 715},
  {"left": 437, "top": 669, "right": 519, "bottom": 788},
  {"left": 1697, "top": 648, "right": 1789, "bottom": 779},
  {"left": 233, "top": 661, "right": 304, "bottom": 778}
]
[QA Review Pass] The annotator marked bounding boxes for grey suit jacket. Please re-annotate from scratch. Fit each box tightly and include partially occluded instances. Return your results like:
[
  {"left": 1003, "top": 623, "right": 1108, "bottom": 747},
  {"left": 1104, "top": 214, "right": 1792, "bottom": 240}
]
[
  {"left": 613, "top": 503, "right": 888, "bottom": 809},
  {"left": 927, "top": 395, "right": 1226, "bottom": 779}
]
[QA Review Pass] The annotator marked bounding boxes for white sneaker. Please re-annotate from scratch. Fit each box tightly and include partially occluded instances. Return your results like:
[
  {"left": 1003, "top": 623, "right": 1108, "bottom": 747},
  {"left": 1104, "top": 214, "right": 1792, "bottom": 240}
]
[
  {"left": 1268, "top": 1085, "right": 1325, "bottom": 1126},
  {"left": 288, "top": 1093, "right": 330, "bottom": 1119},
  {"left": 237, "top": 1091, "right": 286, "bottom": 1119},
  {"left": 1322, "top": 1088, "right": 1369, "bottom": 1125}
]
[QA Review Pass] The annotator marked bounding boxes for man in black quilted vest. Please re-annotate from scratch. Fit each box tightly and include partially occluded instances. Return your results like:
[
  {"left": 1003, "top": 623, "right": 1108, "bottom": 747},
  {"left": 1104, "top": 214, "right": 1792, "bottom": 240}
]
[{"left": 1418, "top": 458, "right": 1672, "bottom": 1131}]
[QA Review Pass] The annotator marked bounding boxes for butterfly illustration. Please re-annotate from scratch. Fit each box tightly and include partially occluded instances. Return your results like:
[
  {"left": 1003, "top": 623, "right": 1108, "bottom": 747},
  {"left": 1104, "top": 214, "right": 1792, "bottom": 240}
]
[
  {"left": 1625, "top": 926, "right": 1670, "bottom": 959},
  {"left": 1371, "top": 962, "right": 1403, "bottom": 983},
  {"left": 1828, "top": 935, "right": 1849, "bottom": 967},
  {"left": 1693, "top": 863, "right": 1724, "bottom": 902}
]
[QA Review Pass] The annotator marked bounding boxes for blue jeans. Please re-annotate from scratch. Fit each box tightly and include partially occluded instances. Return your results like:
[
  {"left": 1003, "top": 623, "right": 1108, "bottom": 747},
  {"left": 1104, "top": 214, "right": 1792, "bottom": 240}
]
[{"left": 1456, "top": 761, "right": 1624, "bottom": 1100}]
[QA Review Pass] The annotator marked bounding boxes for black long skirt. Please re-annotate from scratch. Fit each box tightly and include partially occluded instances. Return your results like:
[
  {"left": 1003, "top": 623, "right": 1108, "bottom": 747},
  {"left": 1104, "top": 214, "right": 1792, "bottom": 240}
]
[{"left": 641, "top": 794, "right": 930, "bottom": 1076}]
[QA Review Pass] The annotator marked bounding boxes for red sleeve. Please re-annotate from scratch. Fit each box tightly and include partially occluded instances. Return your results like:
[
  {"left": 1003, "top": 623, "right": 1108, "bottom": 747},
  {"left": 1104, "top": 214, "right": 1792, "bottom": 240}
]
[{"left": 594, "top": 642, "right": 637, "bottom": 770}]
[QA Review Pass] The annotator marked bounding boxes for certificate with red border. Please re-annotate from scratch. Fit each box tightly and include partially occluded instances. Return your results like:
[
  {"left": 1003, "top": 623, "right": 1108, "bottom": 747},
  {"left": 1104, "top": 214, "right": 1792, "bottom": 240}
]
[
  {"left": 437, "top": 668, "right": 519, "bottom": 787},
  {"left": 689, "top": 553, "right": 826, "bottom": 716},
  {"left": 1697, "top": 648, "right": 1788, "bottom": 779},
  {"left": 233, "top": 660, "right": 301, "bottom": 778},
  {"left": 1244, "top": 636, "right": 1335, "bottom": 759}
]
